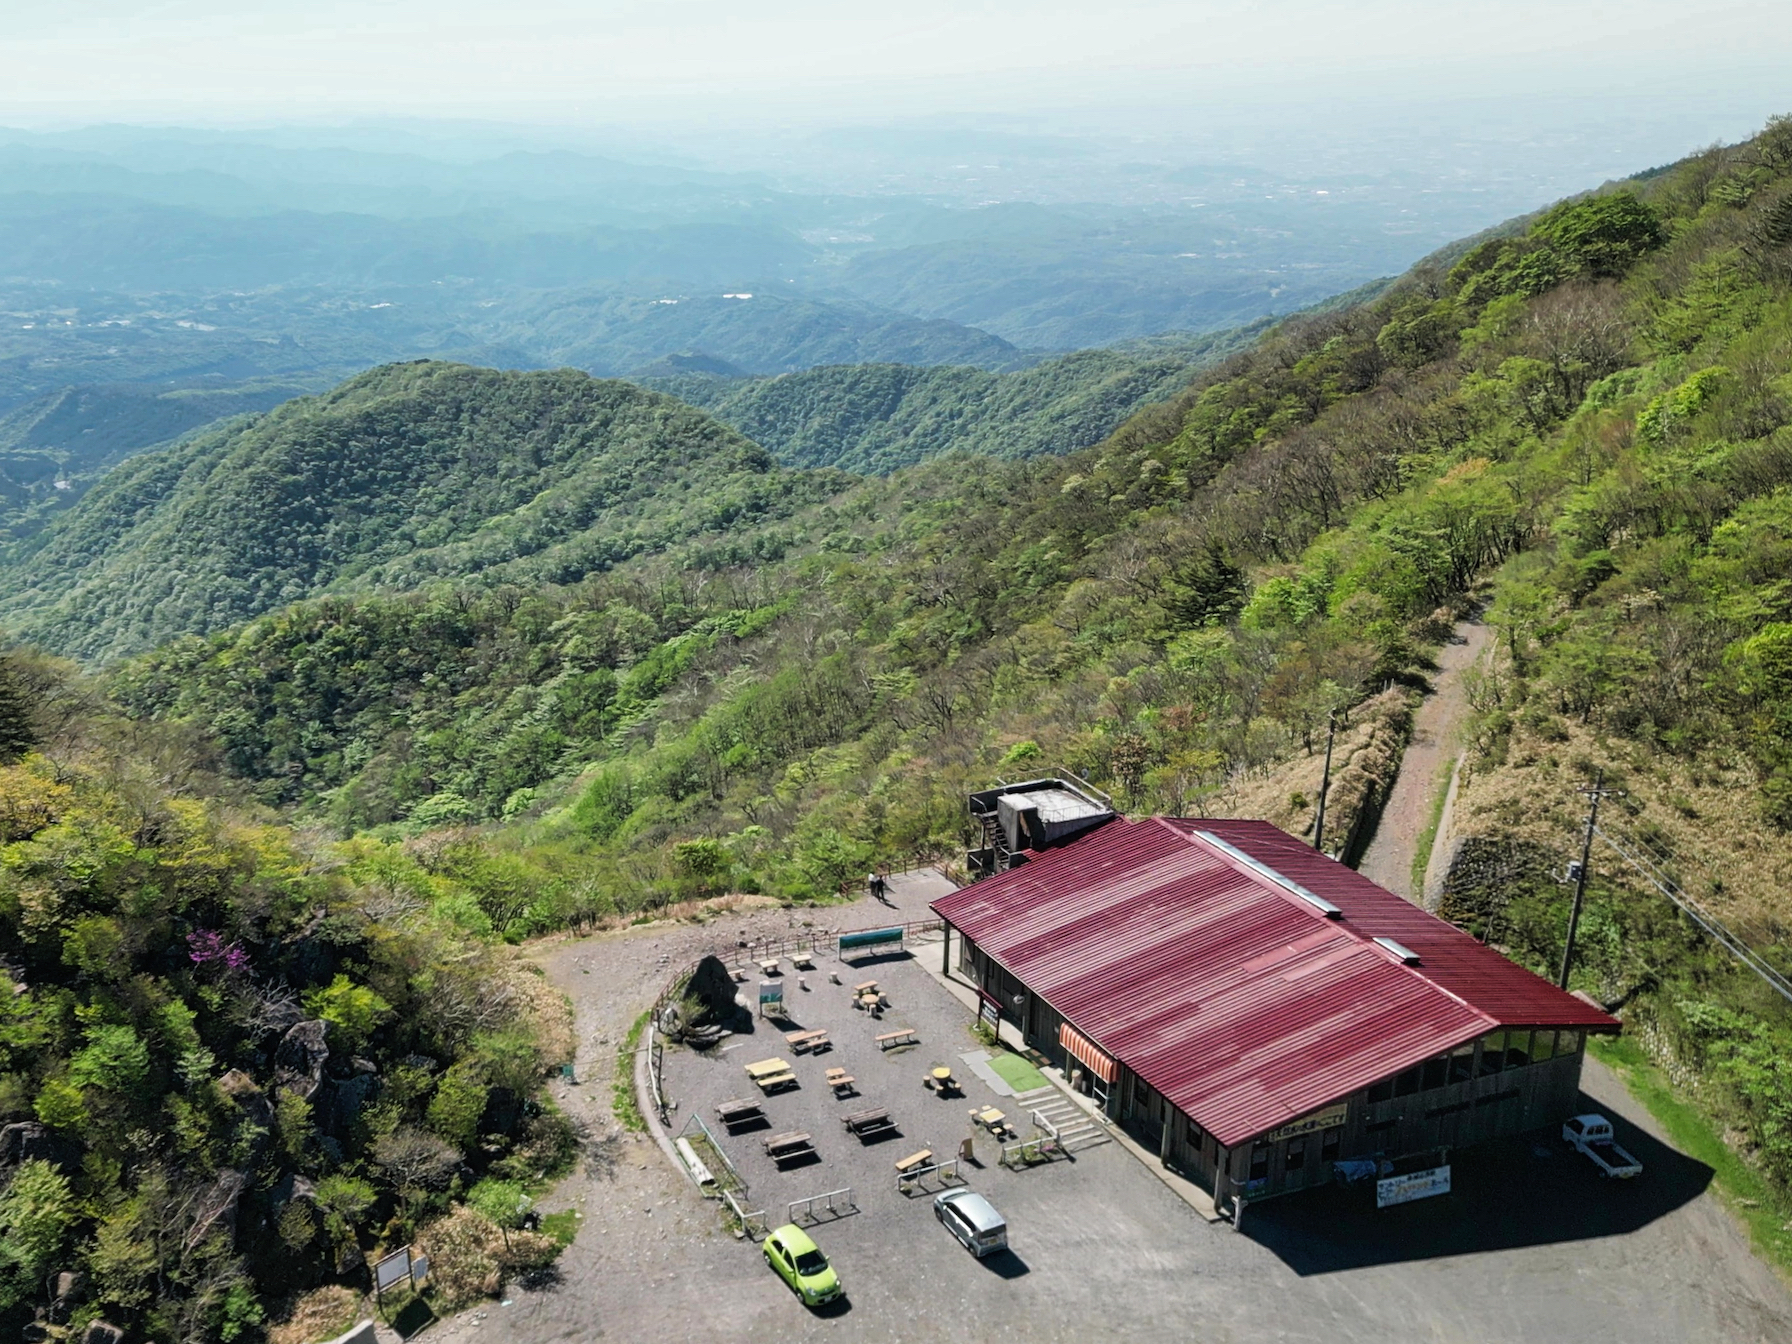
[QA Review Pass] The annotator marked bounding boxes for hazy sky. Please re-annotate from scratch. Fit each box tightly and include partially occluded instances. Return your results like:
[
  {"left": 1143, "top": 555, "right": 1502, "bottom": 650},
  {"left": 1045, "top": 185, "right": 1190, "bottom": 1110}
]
[{"left": 2, "top": 0, "right": 1787, "bottom": 126}]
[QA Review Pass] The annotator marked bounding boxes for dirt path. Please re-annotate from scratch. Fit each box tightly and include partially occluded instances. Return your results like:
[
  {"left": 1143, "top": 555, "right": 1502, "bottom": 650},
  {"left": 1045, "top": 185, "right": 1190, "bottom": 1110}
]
[{"left": 1356, "top": 616, "right": 1491, "bottom": 901}]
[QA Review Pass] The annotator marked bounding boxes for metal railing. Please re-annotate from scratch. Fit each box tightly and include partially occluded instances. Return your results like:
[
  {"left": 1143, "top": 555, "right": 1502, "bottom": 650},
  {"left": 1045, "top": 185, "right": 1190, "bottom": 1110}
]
[
  {"left": 724, "top": 1190, "right": 768, "bottom": 1242},
  {"left": 894, "top": 1156, "right": 963, "bottom": 1194},
  {"left": 678, "top": 1113, "right": 745, "bottom": 1194},
  {"left": 787, "top": 1186, "right": 857, "bottom": 1226}
]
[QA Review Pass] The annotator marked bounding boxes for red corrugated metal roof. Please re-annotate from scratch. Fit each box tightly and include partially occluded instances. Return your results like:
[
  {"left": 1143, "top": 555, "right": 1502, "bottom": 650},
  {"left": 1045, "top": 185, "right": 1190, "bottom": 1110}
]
[{"left": 932, "top": 816, "right": 1617, "bottom": 1148}]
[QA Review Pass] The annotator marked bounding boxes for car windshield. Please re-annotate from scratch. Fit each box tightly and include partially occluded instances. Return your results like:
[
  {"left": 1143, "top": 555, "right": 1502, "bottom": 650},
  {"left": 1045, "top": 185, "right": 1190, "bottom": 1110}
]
[{"left": 794, "top": 1249, "right": 829, "bottom": 1275}]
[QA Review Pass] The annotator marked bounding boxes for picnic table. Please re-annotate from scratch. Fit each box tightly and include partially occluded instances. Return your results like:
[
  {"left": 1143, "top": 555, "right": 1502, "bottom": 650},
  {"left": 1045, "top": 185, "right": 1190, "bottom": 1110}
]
[
  {"left": 763, "top": 1131, "right": 814, "bottom": 1162},
  {"left": 715, "top": 1098, "right": 764, "bottom": 1125},
  {"left": 841, "top": 1107, "right": 895, "bottom": 1138},
  {"left": 894, "top": 1148, "right": 933, "bottom": 1176},
  {"left": 971, "top": 1106, "right": 1016, "bottom": 1138},
  {"left": 825, "top": 1067, "right": 857, "bottom": 1095},
  {"left": 925, "top": 1067, "right": 960, "bottom": 1095},
  {"left": 745, "top": 1056, "right": 798, "bottom": 1092},
  {"left": 784, "top": 1028, "right": 831, "bottom": 1053},
  {"left": 876, "top": 1027, "right": 917, "bottom": 1050}
]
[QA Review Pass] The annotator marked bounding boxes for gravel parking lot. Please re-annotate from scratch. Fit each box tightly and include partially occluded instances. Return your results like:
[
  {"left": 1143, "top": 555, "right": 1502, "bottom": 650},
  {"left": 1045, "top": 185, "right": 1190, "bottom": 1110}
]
[{"left": 419, "top": 871, "right": 1792, "bottom": 1344}]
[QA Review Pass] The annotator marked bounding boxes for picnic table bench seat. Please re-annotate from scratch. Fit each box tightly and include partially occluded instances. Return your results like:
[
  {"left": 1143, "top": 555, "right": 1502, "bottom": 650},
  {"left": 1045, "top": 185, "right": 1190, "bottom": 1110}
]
[
  {"left": 754, "top": 1071, "right": 798, "bottom": 1093},
  {"left": 876, "top": 1028, "right": 917, "bottom": 1050},
  {"left": 841, "top": 1107, "right": 894, "bottom": 1136},
  {"left": 763, "top": 1131, "right": 814, "bottom": 1161}
]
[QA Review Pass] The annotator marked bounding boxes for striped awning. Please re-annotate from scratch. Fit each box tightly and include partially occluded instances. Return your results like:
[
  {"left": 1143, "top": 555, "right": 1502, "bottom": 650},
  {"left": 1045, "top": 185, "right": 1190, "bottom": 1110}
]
[{"left": 1059, "top": 1022, "right": 1117, "bottom": 1083}]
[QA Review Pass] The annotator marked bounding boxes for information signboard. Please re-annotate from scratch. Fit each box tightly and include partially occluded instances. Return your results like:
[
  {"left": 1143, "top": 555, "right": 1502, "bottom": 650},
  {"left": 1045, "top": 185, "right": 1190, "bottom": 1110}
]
[
  {"left": 1377, "top": 1165, "right": 1451, "bottom": 1208},
  {"left": 758, "top": 980, "right": 784, "bottom": 1016},
  {"left": 1265, "top": 1102, "right": 1349, "bottom": 1143},
  {"left": 838, "top": 926, "right": 905, "bottom": 958},
  {"left": 374, "top": 1247, "right": 413, "bottom": 1293}
]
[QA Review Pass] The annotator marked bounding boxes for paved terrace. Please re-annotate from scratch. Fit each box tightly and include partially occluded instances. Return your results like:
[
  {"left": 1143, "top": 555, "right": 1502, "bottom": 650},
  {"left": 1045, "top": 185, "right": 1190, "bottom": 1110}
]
[{"left": 414, "top": 870, "right": 1792, "bottom": 1344}]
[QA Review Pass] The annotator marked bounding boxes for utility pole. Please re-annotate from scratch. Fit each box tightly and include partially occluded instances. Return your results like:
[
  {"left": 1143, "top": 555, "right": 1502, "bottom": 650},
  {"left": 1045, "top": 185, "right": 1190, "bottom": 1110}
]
[
  {"left": 1313, "top": 711, "right": 1337, "bottom": 854},
  {"left": 1559, "top": 770, "right": 1623, "bottom": 989}
]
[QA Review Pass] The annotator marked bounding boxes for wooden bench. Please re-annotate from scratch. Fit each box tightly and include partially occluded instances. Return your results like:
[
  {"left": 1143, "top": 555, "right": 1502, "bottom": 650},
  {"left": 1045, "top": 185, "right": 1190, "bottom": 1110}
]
[
  {"left": 763, "top": 1131, "right": 814, "bottom": 1161},
  {"left": 784, "top": 1028, "right": 830, "bottom": 1053},
  {"left": 894, "top": 1148, "right": 933, "bottom": 1176},
  {"left": 754, "top": 1071, "right": 798, "bottom": 1093},
  {"left": 877, "top": 1028, "right": 917, "bottom": 1051},
  {"left": 825, "top": 1068, "right": 857, "bottom": 1095},
  {"left": 842, "top": 1108, "right": 895, "bottom": 1138},
  {"left": 757, "top": 958, "right": 781, "bottom": 976},
  {"left": 715, "top": 1098, "right": 764, "bottom": 1125},
  {"left": 853, "top": 980, "right": 879, "bottom": 994},
  {"left": 791, "top": 952, "right": 815, "bottom": 970}
]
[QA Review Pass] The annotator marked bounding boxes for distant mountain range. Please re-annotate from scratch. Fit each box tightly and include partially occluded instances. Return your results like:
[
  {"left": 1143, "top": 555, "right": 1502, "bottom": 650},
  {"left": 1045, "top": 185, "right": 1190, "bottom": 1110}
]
[{"left": 643, "top": 328, "right": 1262, "bottom": 473}]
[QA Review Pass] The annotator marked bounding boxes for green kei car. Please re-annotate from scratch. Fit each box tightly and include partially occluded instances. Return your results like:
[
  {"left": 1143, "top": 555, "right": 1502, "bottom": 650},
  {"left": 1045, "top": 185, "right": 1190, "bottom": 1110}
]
[{"left": 763, "top": 1224, "right": 844, "bottom": 1306}]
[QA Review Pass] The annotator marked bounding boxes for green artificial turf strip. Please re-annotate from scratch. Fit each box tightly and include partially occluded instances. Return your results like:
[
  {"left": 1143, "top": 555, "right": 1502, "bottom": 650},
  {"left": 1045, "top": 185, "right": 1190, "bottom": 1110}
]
[{"left": 988, "top": 1051, "right": 1049, "bottom": 1094}]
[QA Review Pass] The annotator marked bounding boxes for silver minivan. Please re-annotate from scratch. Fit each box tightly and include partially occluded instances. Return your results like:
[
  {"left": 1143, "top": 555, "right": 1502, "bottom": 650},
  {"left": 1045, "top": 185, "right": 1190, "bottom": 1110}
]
[{"left": 933, "top": 1188, "right": 1008, "bottom": 1257}]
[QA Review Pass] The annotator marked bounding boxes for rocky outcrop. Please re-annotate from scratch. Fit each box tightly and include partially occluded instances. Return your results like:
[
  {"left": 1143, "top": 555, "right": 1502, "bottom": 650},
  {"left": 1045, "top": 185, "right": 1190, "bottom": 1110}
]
[
  {"left": 274, "top": 1020, "right": 330, "bottom": 1100},
  {"left": 0, "top": 1121, "right": 66, "bottom": 1169}
]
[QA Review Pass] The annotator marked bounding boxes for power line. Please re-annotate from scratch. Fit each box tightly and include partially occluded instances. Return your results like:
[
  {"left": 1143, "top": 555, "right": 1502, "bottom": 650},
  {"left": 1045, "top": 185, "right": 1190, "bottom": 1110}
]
[
  {"left": 1594, "top": 826, "right": 1792, "bottom": 1007},
  {"left": 1560, "top": 771, "right": 1623, "bottom": 989}
]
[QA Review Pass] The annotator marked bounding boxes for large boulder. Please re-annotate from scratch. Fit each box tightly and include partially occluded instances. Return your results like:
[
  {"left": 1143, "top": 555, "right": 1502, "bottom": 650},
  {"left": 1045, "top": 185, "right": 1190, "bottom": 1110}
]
[
  {"left": 274, "top": 1020, "right": 330, "bottom": 1100},
  {"left": 660, "top": 954, "right": 747, "bottom": 1042},
  {"left": 0, "top": 1121, "right": 63, "bottom": 1169},
  {"left": 320, "top": 1070, "right": 380, "bottom": 1138}
]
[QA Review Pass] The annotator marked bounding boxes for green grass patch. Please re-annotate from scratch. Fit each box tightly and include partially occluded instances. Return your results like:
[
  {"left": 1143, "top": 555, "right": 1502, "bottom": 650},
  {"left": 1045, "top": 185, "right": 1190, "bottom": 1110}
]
[
  {"left": 988, "top": 1051, "right": 1049, "bottom": 1094},
  {"left": 613, "top": 1009, "right": 650, "bottom": 1133},
  {"left": 1591, "top": 1034, "right": 1792, "bottom": 1279},
  {"left": 1410, "top": 755, "right": 1457, "bottom": 894},
  {"left": 538, "top": 1209, "right": 579, "bottom": 1248}
]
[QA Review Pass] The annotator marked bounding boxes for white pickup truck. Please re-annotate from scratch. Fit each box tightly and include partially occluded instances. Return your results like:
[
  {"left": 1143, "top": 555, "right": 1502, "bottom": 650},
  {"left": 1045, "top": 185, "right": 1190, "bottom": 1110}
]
[{"left": 1563, "top": 1113, "right": 1643, "bottom": 1178}]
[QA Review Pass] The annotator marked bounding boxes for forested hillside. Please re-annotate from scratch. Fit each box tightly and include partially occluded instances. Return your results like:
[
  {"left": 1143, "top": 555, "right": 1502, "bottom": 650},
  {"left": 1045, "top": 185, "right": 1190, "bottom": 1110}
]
[
  {"left": 643, "top": 329, "right": 1260, "bottom": 473},
  {"left": 0, "top": 363, "right": 844, "bottom": 663},
  {"left": 0, "top": 381, "right": 308, "bottom": 539},
  {"left": 104, "top": 117, "right": 1792, "bottom": 1237},
  {"left": 0, "top": 652, "right": 575, "bottom": 1341}
]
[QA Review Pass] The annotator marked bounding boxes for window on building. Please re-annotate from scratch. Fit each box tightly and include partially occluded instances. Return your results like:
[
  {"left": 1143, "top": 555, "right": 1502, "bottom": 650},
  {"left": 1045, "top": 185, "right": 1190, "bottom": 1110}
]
[
  {"left": 1532, "top": 1029, "right": 1557, "bottom": 1062},
  {"left": 1504, "top": 1029, "right": 1531, "bottom": 1067},
  {"left": 1448, "top": 1042, "right": 1476, "bottom": 1084},
  {"left": 1321, "top": 1127, "right": 1341, "bottom": 1162},
  {"left": 1562, "top": 1030, "right": 1584, "bottom": 1055},
  {"left": 1479, "top": 1031, "right": 1506, "bottom": 1076},
  {"left": 1368, "top": 1077, "right": 1394, "bottom": 1104},
  {"left": 1285, "top": 1140, "right": 1306, "bottom": 1173},
  {"left": 1395, "top": 1064, "right": 1424, "bottom": 1097},
  {"left": 1249, "top": 1144, "right": 1270, "bottom": 1182},
  {"left": 1421, "top": 1054, "right": 1449, "bottom": 1090}
]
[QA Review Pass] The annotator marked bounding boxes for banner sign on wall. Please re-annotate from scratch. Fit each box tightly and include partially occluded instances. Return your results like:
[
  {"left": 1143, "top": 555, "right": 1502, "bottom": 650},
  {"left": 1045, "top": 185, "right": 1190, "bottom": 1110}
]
[{"left": 1377, "top": 1165, "right": 1451, "bottom": 1208}]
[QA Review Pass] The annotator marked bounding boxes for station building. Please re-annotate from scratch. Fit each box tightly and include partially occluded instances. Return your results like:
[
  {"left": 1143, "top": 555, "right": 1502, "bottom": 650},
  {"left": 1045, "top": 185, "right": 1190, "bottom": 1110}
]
[{"left": 936, "top": 785, "right": 1617, "bottom": 1211}]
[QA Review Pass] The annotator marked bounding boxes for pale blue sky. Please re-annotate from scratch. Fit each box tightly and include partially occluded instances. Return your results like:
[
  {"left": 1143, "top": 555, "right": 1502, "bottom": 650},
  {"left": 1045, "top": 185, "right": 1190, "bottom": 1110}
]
[{"left": 1, "top": 0, "right": 1786, "bottom": 125}]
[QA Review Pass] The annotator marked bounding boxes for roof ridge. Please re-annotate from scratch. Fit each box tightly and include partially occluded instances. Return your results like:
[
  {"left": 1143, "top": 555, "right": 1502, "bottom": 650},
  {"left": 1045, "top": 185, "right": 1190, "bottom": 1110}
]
[{"left": 1182, "top": 824, "right": 1500, "bottom": 1032}]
